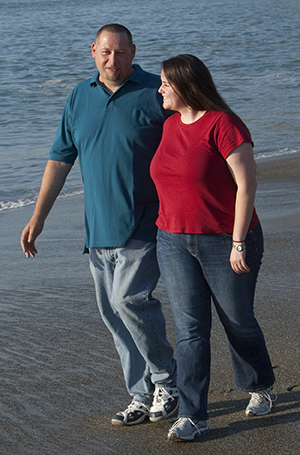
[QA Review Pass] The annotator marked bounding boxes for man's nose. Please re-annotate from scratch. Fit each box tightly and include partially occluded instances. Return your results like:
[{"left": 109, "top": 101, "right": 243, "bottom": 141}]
[{"left": 108, "top": 52, "right": 117, "bottom": 66}]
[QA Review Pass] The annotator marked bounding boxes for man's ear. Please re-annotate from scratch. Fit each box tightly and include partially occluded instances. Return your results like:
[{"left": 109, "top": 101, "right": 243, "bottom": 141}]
[
  {"left": 91, "top": 42, "right": 96, "bottom": 58},
  {"left": 132, "top": 44, "right": 136, "bottom": 60}
]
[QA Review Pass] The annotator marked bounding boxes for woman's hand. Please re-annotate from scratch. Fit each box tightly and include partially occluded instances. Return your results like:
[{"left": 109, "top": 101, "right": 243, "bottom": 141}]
[{"left": 230, "top": 244, "right": 250, "bottom": 274}]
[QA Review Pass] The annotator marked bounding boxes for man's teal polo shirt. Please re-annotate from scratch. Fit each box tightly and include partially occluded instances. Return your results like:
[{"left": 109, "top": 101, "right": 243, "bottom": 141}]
[{"left": 49, "top": 64, "right": 168, "bottom": 249}]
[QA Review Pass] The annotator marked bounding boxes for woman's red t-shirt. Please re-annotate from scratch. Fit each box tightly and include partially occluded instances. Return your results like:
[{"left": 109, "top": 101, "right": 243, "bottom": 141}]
[{"left": 150, "top": 111, "right": 259, "bottom": 234}]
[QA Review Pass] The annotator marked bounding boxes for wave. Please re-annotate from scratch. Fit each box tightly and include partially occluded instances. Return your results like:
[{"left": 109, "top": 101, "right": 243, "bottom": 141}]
[
  {"left": 255, "top": 145, "right": 300, "bottom": 160},
  {"left": 0, "top": 189, "right": 84, "bottom": 213}
]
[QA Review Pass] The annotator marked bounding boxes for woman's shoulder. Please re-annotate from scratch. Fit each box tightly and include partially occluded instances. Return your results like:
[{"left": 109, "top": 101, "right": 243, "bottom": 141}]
[
  {"left": 207, "top": 111, "right": 234, "bottom": 123},
  {"left": 212, "top": 111, "right": 245, "bottom": 127}
]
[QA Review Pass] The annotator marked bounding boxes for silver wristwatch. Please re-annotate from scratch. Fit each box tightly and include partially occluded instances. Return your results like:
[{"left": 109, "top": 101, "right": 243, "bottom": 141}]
[{"left": 232, "top": 243, "right": 245, "bottom": 252}]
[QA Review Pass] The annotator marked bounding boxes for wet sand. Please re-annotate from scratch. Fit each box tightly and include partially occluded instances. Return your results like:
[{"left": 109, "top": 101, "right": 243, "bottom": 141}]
[{"left": 1, "top": 157, "right": 300, "bottom": 454}]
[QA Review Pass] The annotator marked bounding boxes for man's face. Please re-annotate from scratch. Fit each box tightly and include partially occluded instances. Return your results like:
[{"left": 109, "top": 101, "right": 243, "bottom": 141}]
[{"left": 91, "top": 31, "right": 136, "bottom": 91}]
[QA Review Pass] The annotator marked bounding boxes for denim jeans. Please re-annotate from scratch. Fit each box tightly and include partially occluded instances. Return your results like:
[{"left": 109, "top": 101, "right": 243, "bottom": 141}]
[
  {"left": 89, "top": 239, "right": 176, "bottom": 406},
  {"left": 157, "top": 223, "right": 275, "bottom": 420}
]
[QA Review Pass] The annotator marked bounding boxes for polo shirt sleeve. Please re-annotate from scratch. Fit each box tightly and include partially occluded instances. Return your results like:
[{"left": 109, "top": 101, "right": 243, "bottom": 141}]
[
  {"left": 214, "top": 113, "right": 253, "bottom": 160},
  {"left": 49, "top": 93, "right": 78, "bottom": 165}
]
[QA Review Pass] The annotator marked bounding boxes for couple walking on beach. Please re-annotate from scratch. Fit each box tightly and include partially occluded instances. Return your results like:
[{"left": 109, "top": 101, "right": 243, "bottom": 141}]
[{"left": 21, "top": 23, "right": 276, "bottom": 442}]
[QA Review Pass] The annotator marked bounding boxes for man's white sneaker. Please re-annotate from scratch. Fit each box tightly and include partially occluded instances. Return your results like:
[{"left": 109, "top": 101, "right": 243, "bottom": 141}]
[
  {"left": 168, "top": 417, "right": 209, "bottom": 442},
  {"left": 149, "top": 386, "right": 179, "bottom": 422},
  {"left": 245, "top": 387, "right": 277, "bottom": 416},
  {"left": 111, "top": 401, "right": 150, "bottom": 426}
]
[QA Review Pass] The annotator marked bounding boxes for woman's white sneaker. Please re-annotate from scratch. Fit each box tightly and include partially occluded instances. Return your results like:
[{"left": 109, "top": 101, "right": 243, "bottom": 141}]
[
  {"left": 245, "top": 387, "right": 277, "bottom": 416},
  {"left": 168, "top": 417, "right": 209, "bottom": 442}
]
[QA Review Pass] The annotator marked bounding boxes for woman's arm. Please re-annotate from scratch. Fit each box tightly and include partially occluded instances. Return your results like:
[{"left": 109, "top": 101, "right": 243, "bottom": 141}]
[{"left": 226, "top": 142, "right": 257, "bottom": 274}]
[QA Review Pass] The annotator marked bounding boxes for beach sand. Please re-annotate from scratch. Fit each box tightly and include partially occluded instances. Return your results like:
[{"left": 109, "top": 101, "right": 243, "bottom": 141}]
[{"left": 1, "top": 157, "right": 300, "bottom": 454}]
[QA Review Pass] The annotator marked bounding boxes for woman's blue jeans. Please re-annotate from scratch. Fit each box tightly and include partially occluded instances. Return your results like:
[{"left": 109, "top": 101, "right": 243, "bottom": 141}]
[
  {"left": 89, "top": 239, "right": 177, "bottom": 406},
  {"left": 157, "top": 223, "right": 275, "bottom": 420}
]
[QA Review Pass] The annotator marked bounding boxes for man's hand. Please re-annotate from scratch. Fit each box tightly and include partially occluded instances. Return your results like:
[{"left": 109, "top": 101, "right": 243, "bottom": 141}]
[{"left": 21, "top": 218, "right": 45, "bottom": 258}]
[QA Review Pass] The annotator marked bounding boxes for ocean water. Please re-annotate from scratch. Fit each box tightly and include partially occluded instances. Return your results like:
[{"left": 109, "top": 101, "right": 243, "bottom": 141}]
[{"left": 1, "top": 0, "right": 300, "bottom": 213}]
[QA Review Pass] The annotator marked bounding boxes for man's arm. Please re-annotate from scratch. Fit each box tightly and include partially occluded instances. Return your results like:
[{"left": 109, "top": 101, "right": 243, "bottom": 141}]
[{"left": 20, "top": 160, "right": 72, "bottom": 258}]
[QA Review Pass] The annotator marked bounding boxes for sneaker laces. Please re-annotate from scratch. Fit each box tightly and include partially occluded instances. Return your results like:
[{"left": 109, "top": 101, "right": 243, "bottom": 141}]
[
  {"left": 123, "top": 401, "right": 149, "bottom": 415},
  {"left": 188, "top": 418, "right": 205, "bottom": 435},
  {"left": 250, "top": 389, "right": 278, "bottom": 412},
  {"left": 171, "top": 417, "right": 206, "bottom": 434},
  {"left": 152, "top": 386, "right": 175, "bottom": 405}
]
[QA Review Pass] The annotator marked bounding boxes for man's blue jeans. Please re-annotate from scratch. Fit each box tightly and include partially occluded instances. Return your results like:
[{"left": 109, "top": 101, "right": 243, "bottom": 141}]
[
  {"left": 157, "top": 223, "right": 275, "bottom": 420},
  {"left": 89, "top": 239, "right": 176, "bottom": 406}
]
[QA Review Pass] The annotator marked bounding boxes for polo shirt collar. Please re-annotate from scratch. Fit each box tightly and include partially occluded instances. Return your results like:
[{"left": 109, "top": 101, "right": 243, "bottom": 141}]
[
  {"left": 90, "top": 63, "right": 144, "bottom": 88},
  {"left": 128, "top": 64, "right": 145, "bottom": 85}
]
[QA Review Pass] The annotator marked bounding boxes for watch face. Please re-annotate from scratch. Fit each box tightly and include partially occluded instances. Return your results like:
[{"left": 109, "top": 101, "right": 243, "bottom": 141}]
[{"left": 237, "top": 245, "right": 243, "bottom": 251}]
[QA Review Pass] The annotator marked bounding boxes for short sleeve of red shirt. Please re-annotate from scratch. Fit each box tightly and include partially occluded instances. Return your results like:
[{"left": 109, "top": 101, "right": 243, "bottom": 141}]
[
  {"left": 150, "top": 111, "right": 258, "bottom": 234},
  {"left": 214, "top": 112, "right": 253, "bottom": 159}
]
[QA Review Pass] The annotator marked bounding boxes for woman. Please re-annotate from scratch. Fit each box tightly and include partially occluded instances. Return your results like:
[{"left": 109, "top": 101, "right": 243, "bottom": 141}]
[{"left": 150, "top": 55, "right": 276, "bottom": 442}]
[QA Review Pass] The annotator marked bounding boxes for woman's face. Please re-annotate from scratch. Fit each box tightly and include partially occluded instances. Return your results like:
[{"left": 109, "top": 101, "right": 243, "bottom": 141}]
[{"left": 158, "top": 70, "right": 186, "bottom": 112}]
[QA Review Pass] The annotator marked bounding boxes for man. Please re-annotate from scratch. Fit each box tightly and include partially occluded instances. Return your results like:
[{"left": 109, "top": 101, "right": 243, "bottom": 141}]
[{"left": 21, "top": 24, "right": 178, "bottom": 426}]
